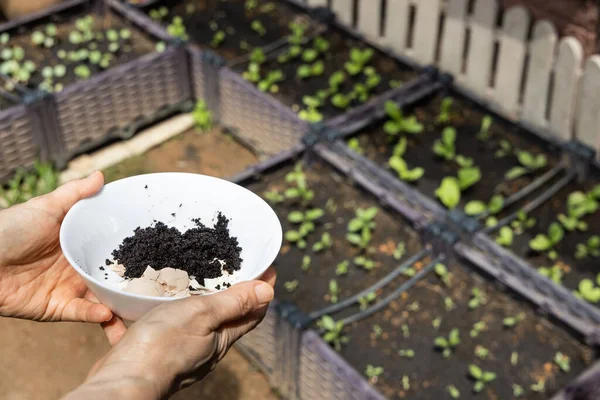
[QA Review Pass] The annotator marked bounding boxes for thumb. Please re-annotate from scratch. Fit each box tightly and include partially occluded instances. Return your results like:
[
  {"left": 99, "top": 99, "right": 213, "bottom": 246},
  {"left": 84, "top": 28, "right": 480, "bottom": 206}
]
[
  {"left": 199, "top": 281, "right": 274, "bottom": 331},
  {"left": 40, "top": 171, "right": 105, "bottom": 220}
]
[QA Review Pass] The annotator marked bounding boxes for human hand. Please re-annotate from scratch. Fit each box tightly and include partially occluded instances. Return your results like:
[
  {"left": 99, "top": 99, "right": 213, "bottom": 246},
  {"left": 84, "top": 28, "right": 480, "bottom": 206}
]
[
  {"left": 0, "top": 171, "right": 112, "bottom": 323},
  {"left": 64, "top": 269, "right": 276, "bottom": 400}
]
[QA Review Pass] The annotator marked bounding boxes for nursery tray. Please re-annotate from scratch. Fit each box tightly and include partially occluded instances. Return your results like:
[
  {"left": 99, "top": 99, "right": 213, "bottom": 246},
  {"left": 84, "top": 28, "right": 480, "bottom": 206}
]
[{"left": 335, "top": 258, "right": 595, "bottom": 399}]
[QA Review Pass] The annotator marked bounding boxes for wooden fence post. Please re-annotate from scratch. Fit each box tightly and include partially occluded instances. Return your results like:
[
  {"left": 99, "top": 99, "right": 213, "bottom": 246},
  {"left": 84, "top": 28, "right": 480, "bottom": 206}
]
[
  {"left": 575, "top": 56, "right": 600, "bottom": 154},
  {"left": 382, "top": 0, "right": 411, "bottom": 54},
  {"left": 412, "top": 0, "right": 443, "bottom": 65},
  {"left": 438, "top": 0, "right": 468, "bottom": 76},
  {"left": 331, "top": 0, "right": 354, "bottom": 27},
  {"left": 357, "top": 0, "right": 383, "bottom": 40}
]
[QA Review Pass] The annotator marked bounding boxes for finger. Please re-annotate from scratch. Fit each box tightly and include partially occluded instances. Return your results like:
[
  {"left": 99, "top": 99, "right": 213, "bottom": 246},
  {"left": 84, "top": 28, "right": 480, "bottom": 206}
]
[
  {"left": 60, "top": 297, "right": 113, "bottom": 323},
  {"left": 41, "top": 171, "right": 105, "bottom": 220},
  {"left": 196, "top": 281, "right": 274, "bottom": 331},
  {"left": 101, "top": 315, "right": 128, "bottom": 346},
  {"left": 260, "top": 267, "right": 276, "bottom": 287}
]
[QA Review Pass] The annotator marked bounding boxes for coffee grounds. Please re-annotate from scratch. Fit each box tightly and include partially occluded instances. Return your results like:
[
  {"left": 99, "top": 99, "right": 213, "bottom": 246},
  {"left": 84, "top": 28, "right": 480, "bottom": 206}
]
[{"left": 111, "top": 213, "right": 242, "bottom": 285}]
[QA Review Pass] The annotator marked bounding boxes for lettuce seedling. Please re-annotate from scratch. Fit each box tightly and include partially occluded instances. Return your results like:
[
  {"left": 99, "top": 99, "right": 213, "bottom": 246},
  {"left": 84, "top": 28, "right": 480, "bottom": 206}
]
[
  {"left": 575, "top": 235, "right": 600, "bottom": 260},
  {"left": 167, "top": 16, "right": 188, "bottom": 40},
  {"left": 358, "top": 292, "right": 376, "bottom": 310},
  {"left": 344, "top": 48, "right": 374, "bottom": 76},
  {"left": 433, "top": 127, "right": 456, "bottom": 160},
  {"left": 211, "top": 31, "right": 226, "bottom": 48},
  {"left": 383, "top": 101, "right": 423, "bottom": 136},
  {"left": 251, "top": 20, "right": 266, "bottom": 36},
  {"left": 319, "top": 316, "right": 348, "bottom": 351},
  {"left": 388, "top": 137, "right": 424, "bottom": 182},
  {"left": 529, "top": 222, "right": 564, "bottom": 260},
  {"left": 495, "top": 226, "right": 513, "bottom": 247},
  {"left": 347, "top": 207, "right": 377, "bottom": 249},
  {"left": 538, "top": 264, "right": 563, "bottom": 284},
  {"left": 469, "top": 365, "right": 496, "bottom": 393},
  {"left": 192, "top": 100, "right": 213, "bottom": 132},
  {"left": 465, "top": 194, "right": 504, "bottom": 217},
  {"left": 258, "top": 70, "right": 284, "bottom": 93},
  {"left": 505, "top": 151, "right": 547, "bottom": 180},
  {"left": 435, "top": 328, "right": 460, "bottom": 358},
  {"left": 312, "top": 232, "right": 332, "bottom": 252},
  {"left": 476, "top": 115, "right": 493, "bottom": 140},
  {"left": 437, "top": 97, "right": 453, "bottom": 124},
  {"left": 328, "top": 280, "right": 340, "bottom": 303}
]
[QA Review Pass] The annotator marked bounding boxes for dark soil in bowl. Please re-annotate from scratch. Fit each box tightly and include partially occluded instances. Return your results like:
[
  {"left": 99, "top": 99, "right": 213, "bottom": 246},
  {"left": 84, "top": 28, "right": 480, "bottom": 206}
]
[
  {"left": 245, "top": 158, "right": 423, "bottom": 314},
  {"left": 338, "top": 261, "right": 594, "bottom": 399},
  {"left": 1, "top": 9, "right": 155, "bottom": 93},
  {"left": 504, "top": 177, "right": 600, "bottom": 302},
  {"left": 143, "top": 0, "right": 310, "bottom": 60},
  {"left": 236, "top": 26, "right": 416, "bottom": 121},
  {"left": 348, "top": 93, "right": 560, "bottom": 211},
  {"left": 111, "top": 212, "right": 242, "bottom": 285}
]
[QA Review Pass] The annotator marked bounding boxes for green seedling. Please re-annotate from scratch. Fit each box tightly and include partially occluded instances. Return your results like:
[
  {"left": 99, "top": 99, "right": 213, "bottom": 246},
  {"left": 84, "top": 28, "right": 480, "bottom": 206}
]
[
  {"left": 365, "top": 365, "right": 383, "bottom": 384},
  {"left": 331, "top": 93, "right": 352, "bottom": 109},
  {"left": 149, "top": 6, "right": 168, "bottom": 21},
  {"left": 312, "top": 232, "right": 332, "bottom": 252},
  {"left": 434, "top": 328, "right": 460, "bottom": 358},
  {"left": 31, "top": 31, "right": 45, "bottom": 46},
  {"left": 575, "top": 275, "right": 600, "bottom": 303},
  {"left": 432, "top": 317, "right": 442, "bottom": 329},
  {"left": 319, "top": 316, "right": 348, "bottom": 351},
  {"left": 354, "top": 256, "right": 376, "bottom": 271},
  {"left": 285, "top": 209, "right": 324, "bottom": 248},
  {"left": 388, "top": 137, "right": 424, "bottom": 182},
  {"left": 0, "top": 33, "right": 9, "bottom": 45},
  {"left": 505, "top": 151, "right": 548, "bottom": 180},
  {"left": 69, "top": 30, "right": 83, "bottom": 45},
  {"left": 469, "top": 364, "right": 496, "bottom": 393},
  {"left": 469, "top": 288, "right": 487, "bottom": 309},
  {"left": 503, "top": 312, "right": 525, "bottom": 328},
  {"left": 328, "top": 70, "right": 346, "bottom": 92},
  {"left": 335, "top": 260, "right": 349, "bottom": 276},
  {"left": 284, "top": 164, "right": 314, "bottom": 203},
  {"left": 465, "top": 194, "right": 504, "bottom": 217},
  {"left": 301, "top": 255, "right": 311, "bottom": 271},
  {"left": 393, "top": 242, "right": 406, "bottom": 260},
  {"left": 243, "top": 62, "right": 261, "bottom": 83},
  {"left": 407, "top": 301, "right": 419, "bottom": 311},
  {"left": 529, "top": 222, "right": 564, "bottom": 260},
  {"left": 383, "top": 101, "right": 424, "bottom": 136},
  {"left": 89, "top": 50, "right": 102, "bottom": 64},
  {"left": 167, "top": 16, "right": 188, "bottom": 40},
  {"left": 477, "top": 115, "right": 493, "bottom": 140},
  {"left": 358, "top": 292, "right": 376, "bottom": 310},
  {"left": 0, "top": 161, "right": 59, "bottom": 207},
  {"left": 554, "top": 352, "right": 570, "bottom": 372},
  {"left": 372, "top": 325, "right": 383, "bottom": 338},
  {"left": 444, "top": 297, "right": 456, "bottom": 311},
  {"left": 298, "top": 108, "right": 323, "bottom": 123},
  {"left": 531, "top": 380, "right": 546, "bottom": 393},
  {"left": 344, "top": 48, "right": 374, "bottom": 76},
  {"left": 328, "top": 280, "right": 340, "bottom": 304},
  {"left": 259, "top": 2, "right": 276, "bottom": 13},
  {"left": 495, "top": 226, "right": 514, "bottom": 247},
  {"left": 435, "top": 177, "right": 461, "bottom": 209},
  {"left": 245, "top": 0, "right": 258, "bottom": 11},
  {"left": 347, "top": 138, "right": 364, "bottom": 154},
  {"left": 284, "top": 280, "right": 298, "bottom": 292},
  {"left": 513, "top": 384, "right": 524, "bottom": 397},
  {"left": 402, "top": 375, "right": 410, "bottom": 391},
  {"left": 287, "top": 21, "right": 307, "bottom": 45},
  {"left": 297, "top": 61, "right": 324, "bottom": 79},
  {"left": 302, "top": 48, "right": 318, "bottom": 62},
  {"left": 390, "top": 79, "right": 403, "bottom": 89},
  {"left": 325, "top": 198, "right": 337, "bottom": 214},
  {"left": 264, "top": 189, "right": 284, "bottom": 204},
  {"left": 511, "top": 210, "right": 536, "bottom": 234},
  {"left": 192, "top": 100, "right": 213, "bottom": 132},
  {"left": 538, "top": 264, "right": 564, "bottom": 284},
  {"left": 251, "top": 20, "right": 266, "bottom": 36},
  {"left": 401, "top": 324, "right": 410, "bottom": 338},
  {"left": 364, "top": 66, "right": 382, "bottom": 89},
  {"left": 470, "top": 321, "right": 486, "bottom": 338},
  {"left": 495, "top": 139, "right": 512, "bottom": 158},
  {"left": 474, "top": 345, "right": 490, "bottom": 360},
  {"left": 437, "top": 97, "right": 453, "bottom": 124},
  {"left": 575, "top": 235, "right": 600, "bottom": 259},
  {"left": 258, "top": 70, "right": 284, "bottom": 93},
  {"left": 74, "top": 65, "right": 91, "bottom": 79},
  {"left": 313, "top": 36, "right": 329, "bottom": 53},
  {"left": 347, "top": 207, "right": 377, "bottom": 249},
  {"left": 447, "top": 385, "right": 460, "bottom": 399},
  {"left": 106, "top": 29, "right": 119, "bottom": 42},
  {"left": 433, "top": 127, "right": 456, "bottom": 160},
  {"left": 402, "top": 267, "right": 416, "bottom": 277},
  {"left": 558, "top": 187, "right": 600, "bottom": 231},
  {"left": 120, "top": 28, "right": 132, "bottom": 40},
  {"left": 211, "top": 30, "right": 226, "bottom": 48},
  {"left": 511, "top": 352, "right": 519, "bottom": 366},
  {"left": 398, "top": 349, "right": 415, "bottom": 359},
  {"left": 434, "top": 263, "right": 451, "bottom": 286}
]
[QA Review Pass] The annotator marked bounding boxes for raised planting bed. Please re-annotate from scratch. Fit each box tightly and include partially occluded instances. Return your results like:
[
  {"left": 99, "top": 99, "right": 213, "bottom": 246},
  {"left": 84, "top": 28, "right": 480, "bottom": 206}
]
[
  {"left": 338, "top": 92, "right": 562, "bottom": 223},
  {"left": 1, "top": 0, "right": 193, "bottom": 166},
  {"left": 233, "top": 24, "right": 419, "bottom": 125},
  {"left": 137, "top": 0, "right": 315, "bottom": 62},
  {"left": 333, "top": 259, "right": 595, "bottom": 399}
]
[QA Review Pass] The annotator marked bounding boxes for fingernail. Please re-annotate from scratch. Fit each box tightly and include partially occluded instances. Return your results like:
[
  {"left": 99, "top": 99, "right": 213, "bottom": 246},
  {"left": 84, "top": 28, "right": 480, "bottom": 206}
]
[{"left": 255, "top": 282, "right": 274, "bottom": 304}]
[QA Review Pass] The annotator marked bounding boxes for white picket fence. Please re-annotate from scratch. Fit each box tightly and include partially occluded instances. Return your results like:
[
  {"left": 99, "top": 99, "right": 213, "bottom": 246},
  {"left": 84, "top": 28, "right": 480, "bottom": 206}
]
[{"left": 302, "top": 0, "right": 600, "bottom": 155}]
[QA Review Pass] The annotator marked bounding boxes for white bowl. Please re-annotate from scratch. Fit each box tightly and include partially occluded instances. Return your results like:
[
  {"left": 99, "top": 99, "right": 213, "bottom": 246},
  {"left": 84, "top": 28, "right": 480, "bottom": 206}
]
[{"left": 59, "top": 173, "right": 282, "bottom": 321}]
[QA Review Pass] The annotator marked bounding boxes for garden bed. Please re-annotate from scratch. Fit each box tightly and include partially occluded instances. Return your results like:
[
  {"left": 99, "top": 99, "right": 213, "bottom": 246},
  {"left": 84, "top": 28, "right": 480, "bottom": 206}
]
[
  {"left": 343, "top": 92, "right": 561, "bottom": 221},
  {"left": 335, "top": 260, "right": 594, "bottom": 399},
  {"left": 140, "top": 0, "right": 313, "bottom": 61},
  {"left": 243, "top": 153, "right": 424, "bottom": 314},
  {"left": 234, "top": 25, "right": 417, "bottom": 124}
]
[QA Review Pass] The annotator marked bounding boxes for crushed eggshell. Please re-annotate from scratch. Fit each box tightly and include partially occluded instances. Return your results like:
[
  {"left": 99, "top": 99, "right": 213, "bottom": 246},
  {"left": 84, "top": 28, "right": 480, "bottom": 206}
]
[
  {"left": 158, "top": 267, "right": 190, "bottom": 293},
  {"left": 124, "top": 278, "right": 165, "bottom": 297}
]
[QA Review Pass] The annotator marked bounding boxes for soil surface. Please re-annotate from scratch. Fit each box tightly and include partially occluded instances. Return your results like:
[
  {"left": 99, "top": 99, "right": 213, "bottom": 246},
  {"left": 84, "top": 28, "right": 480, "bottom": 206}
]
[
  {"left": 0, "top": 126, "right": 277, "bottom": 400},
  {"left": 245, "top": 158, "right": 423, "bottom": 315},
  {"left": 504, "top": 176, "right": 600, "bottom": 301},
  {"left": 349, "top": 92, "right": 560, "bottom": 212},
  {"left": 237, "top": 26, "right": 416, "bottom": 121},
  {"left": 2, "top": 9, "right": 155, "bottom": 93},
  {"left": 143, "top": 0, "right": 309, "bottom": 61},
  {"left": 339, "top": 261, "right": 594, "bottom": 399}
]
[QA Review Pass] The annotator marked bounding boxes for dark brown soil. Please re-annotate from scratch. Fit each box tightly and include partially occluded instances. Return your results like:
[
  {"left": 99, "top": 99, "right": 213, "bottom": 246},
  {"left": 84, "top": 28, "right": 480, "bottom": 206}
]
[
  {"left": 339, "top": 261, "right": 594, "bottom": 399},
  {"left": 236, "top": 26, "right": 416, "bottom": 121},
  {"left": 245, "top": 158, "right": 423, "bottom": 314},
  {"left": 3, "top": 9, "right": 155, "bottom": 93},
  {"left": 143, "top": 0, "right": 308, "bottom": 60},
  {"left": 505, "top": 177, "right": 600, "bottom": 299},
  {"left": 0, "top": 92, "right": 17, "bottom": 111},
  {"left": 349, "top": 93, "right": 560, "bottom": 211},
  {"left": 112, "top": 212, "right": 242, "bottom": 283}
]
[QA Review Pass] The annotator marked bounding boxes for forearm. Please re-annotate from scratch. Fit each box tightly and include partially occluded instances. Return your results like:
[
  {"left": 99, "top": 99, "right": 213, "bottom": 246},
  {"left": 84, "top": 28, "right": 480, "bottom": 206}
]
[{"left": 63, "top": 375, "right": 161, "bottom": 400}]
